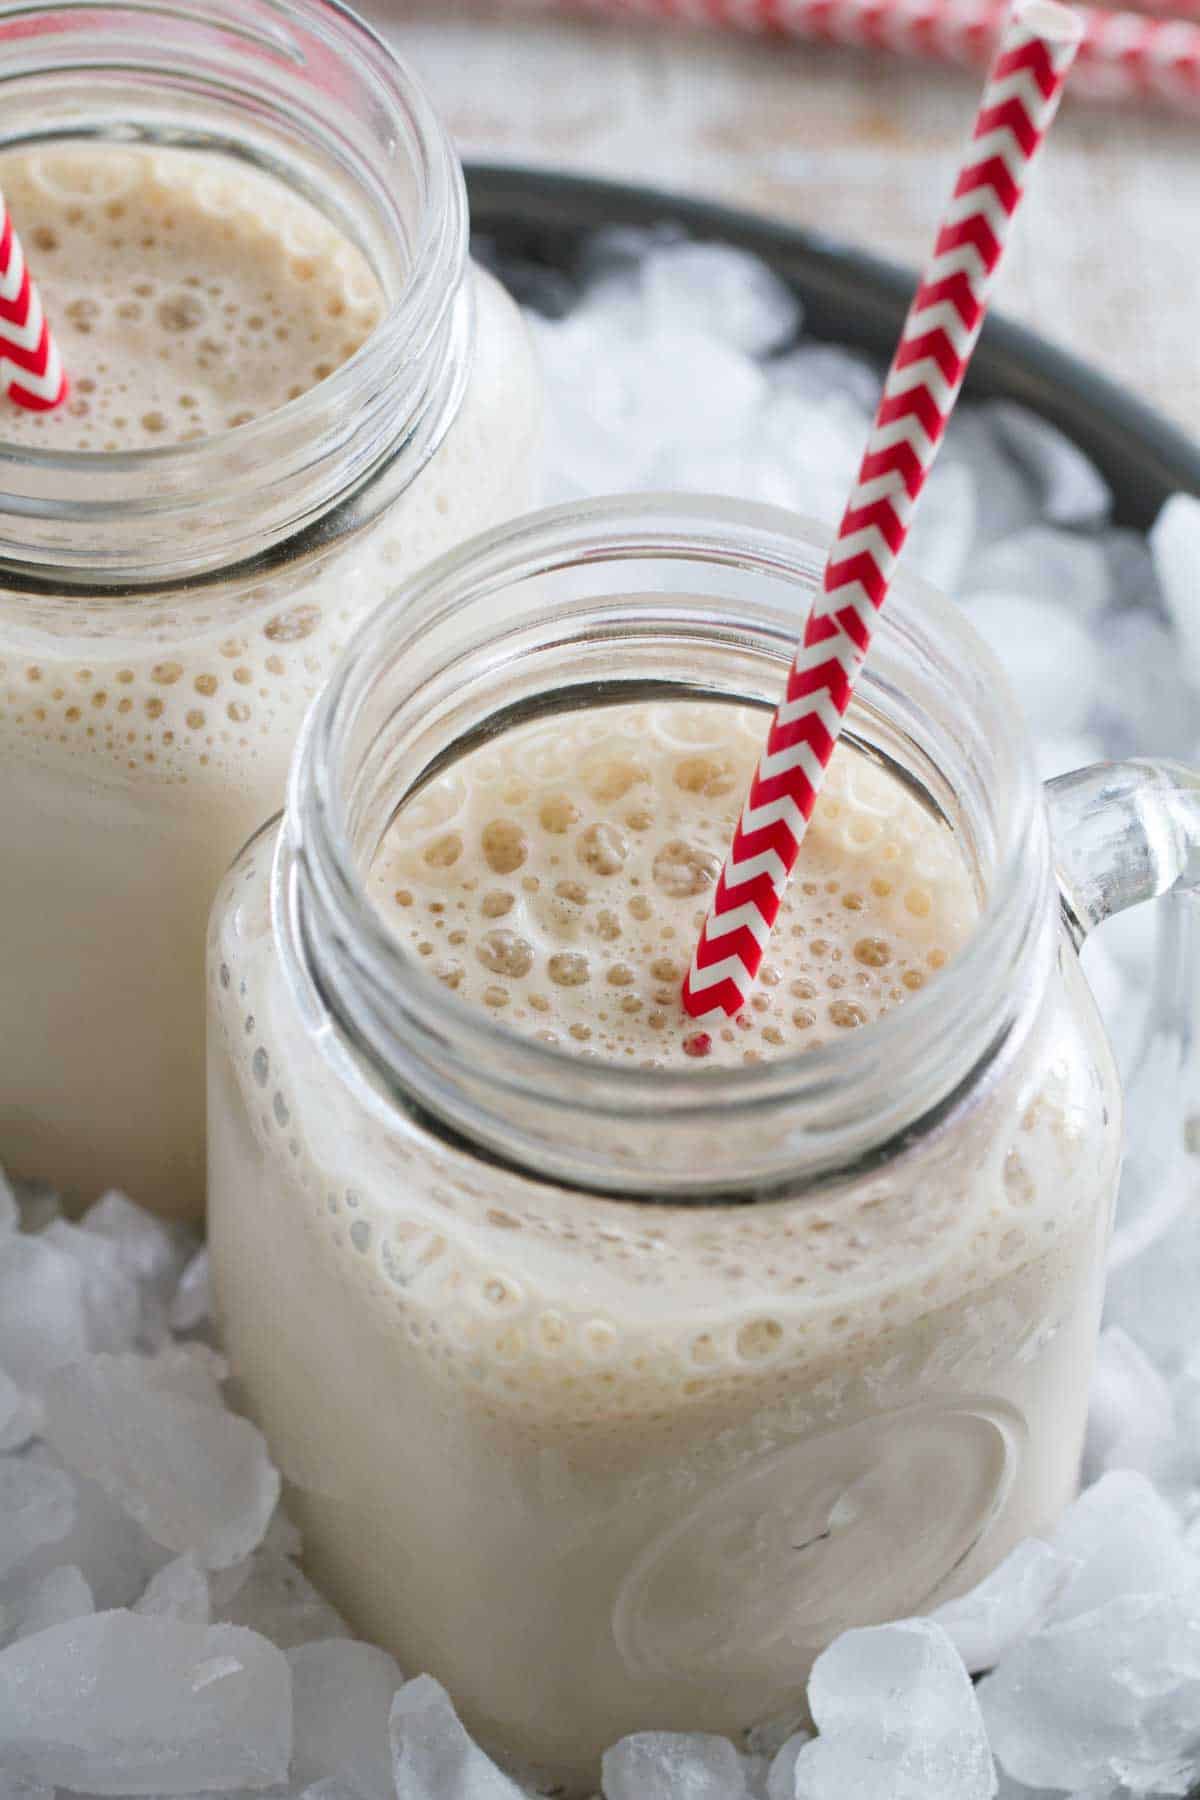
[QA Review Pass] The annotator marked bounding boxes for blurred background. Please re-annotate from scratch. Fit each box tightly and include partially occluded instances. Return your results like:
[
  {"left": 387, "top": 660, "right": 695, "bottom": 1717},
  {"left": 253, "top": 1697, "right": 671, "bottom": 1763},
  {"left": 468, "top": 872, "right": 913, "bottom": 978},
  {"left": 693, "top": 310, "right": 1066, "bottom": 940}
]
[{"left": 363, "top": 0, "right": 1199, "bottom": 437}]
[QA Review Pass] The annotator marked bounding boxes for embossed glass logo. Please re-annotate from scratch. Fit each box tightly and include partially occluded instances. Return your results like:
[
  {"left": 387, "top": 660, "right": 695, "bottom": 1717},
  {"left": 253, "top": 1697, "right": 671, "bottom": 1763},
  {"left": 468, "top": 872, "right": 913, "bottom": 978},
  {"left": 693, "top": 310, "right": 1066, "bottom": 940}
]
[{"left": 612, "top": 1401, "right": 1024, "bottom": 1679}]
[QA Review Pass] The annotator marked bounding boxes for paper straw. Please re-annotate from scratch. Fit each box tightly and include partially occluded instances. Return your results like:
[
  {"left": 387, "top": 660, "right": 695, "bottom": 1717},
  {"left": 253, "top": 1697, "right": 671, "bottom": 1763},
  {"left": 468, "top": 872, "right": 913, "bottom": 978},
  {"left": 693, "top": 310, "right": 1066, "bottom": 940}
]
[
  {"left": 530, "top": 0, "right": 1200, "bottom": 114},
  {"left": 682, "top": 0, "right": 1081, "bottom": 1026},
  {"left": 0, "top": 190, "right": 67, "bottom": 413}
]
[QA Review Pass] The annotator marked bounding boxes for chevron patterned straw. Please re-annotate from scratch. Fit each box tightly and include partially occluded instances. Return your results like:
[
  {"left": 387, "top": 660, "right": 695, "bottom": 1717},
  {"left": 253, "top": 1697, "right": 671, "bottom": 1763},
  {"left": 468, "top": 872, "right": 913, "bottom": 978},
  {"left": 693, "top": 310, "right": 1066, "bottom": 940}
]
[
  {"left": 0, "top": 191, "right": 67, "bottom": 413},
  {"left": 682, "top": 0, "right": 1082, "bottom": 1026}
]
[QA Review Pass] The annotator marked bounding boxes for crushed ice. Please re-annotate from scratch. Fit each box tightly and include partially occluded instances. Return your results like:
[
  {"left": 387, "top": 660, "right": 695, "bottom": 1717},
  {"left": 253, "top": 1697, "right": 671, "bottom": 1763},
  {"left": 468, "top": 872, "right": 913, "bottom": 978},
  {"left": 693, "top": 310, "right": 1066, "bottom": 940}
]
[{"left": 3, "top": 228, "right": 1200, "bottom": 1800}]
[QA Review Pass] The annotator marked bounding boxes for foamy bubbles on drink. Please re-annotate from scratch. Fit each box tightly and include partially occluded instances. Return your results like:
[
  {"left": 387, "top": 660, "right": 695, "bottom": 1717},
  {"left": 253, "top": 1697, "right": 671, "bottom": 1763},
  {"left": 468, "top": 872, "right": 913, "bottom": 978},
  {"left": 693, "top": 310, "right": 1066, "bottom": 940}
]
[
  {"left": 370, "top": 702, "right": 979, "bottom": 1068},
  {"left": 0, "top": 145, "right": 526, "bottom": 790},
  {"left": 0, "top": 143, "right": 386, "bottom": 784},
  {"left": 0, "top": 144, "right": 382, "bottom": 450},
  {"left": 0, "top": 593, "right": 353, "bottom": 786}
]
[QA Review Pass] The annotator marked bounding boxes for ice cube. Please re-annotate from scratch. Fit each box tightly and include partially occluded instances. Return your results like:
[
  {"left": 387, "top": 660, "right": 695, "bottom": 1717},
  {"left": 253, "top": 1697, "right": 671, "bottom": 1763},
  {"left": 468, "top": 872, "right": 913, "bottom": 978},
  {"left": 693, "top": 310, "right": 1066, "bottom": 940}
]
[
  {"left": 0, "top": 1460, "right": 75, "bottom": 1581},
  {"left": 645, "top": 438, "right": 797, "bottom": 515},
  {"left": 259, "top": 1505, "right": 303, "bottom": 1564},
  {"left": 929, "top": 1540, "right": 1070, "bottom": 1674},
  {"left": 992, "top": 1775, "right": 1083, "bottom": 1799},
  {"left": 0, "top": 1776, "right": 55, "bottom": 1800},
  {"left": 1, "top": 1565, "right": 93, "bottom": 1646},
  {"left": 214, "top": 1550, "right": 350, "bottom": 1649},
  {"left": 1103, "top": 525, "right": 1163, "bottom": 617},
  {"left": 978, "top": 1589, "right": 1200, "bottom": 1794},
  {"left": 134, "top": 1555, "right": 210, "bottom": 1624},
  {"left": 744, "top": 1710, "right": 810, "bottom": 1762},
  {"left": 940, "top": 410, "right": 1040, "bottom": 545},
  {"left": 288, "top": 1639, "right": 404, "bottom": 1800},
  {"left": 578, "top": 225, "right": 664, "bottom": 317},
  {"left": 7, "top": 1452, "right": 167, "bottom": 1613},
  {"left": 1169, "top": 1346, "right": 1200, "bottom": 1500},
  {"left": 42, "top": 1220, "right": 141, "bottom": 1356},
  {"left": 765, "top": 1731, "right": 812, "bottom": 1800},
  {"left": 1102, "top": 993, "right": 1199, "bottom": 1293},
  {"left": 537, "top": 390, "right": 626, "bottom": 500},
  {"left": 388, "top": 1675, "right": 524, "bottom": 1800},
  {"left": 602, "top": 1731, "right": 748, "bottom": 1800},
  {"left": 1050, "top": 1470, "right": 1200, "bottom": 1621},
  {"left": 1150, "top": 492, "right": 1200, "bottom": 684},
  {"left": 144, "top": 1341, "right": 229, "bottom": 1409},
  {"left": 986, "top": 403, "right": 1112, "bottom": 528},
  {"left": 791, "top": 1619, "right": 996, "bottom": 1800},
  {"left": 1104, "top": 1206, "right": 1200, "bottom": 1377},
  {"left": 169, "top": 1247, "right": 211, "bottom": 1334},
  {"left": 544, "top": 309, "right": 767, "bottom": 488},
  {"left": 41, "top": 1353, "right": 279, "bottom": 1570},
  {"left": 760, "top": 384, "right": 866, "bottom": 496},
  {"left": 0, "top": 1611, "right": 291, "bottom": 1794},
  {"left": 531, "top": 314, "right": 655, "bottom": 499},
  {"left": 0, "top": 1371, "right": 37, "bottom": 1456},
  {"left": 82, "top": 1190, "right": 185, "bottom": 1274},
  {"left": 1084, "top": 1328, "right": 1174, "bottom": 1481},
  {"left": 966, "top": 525, "right": 1112, "bottom": 620},
  {"left": 81, "top": 1192, "right": 193, "bottom": 1350},
  {"left": 904, "top": 461, "right": 977, "bottom": 598},
  {"left": 639, "top": 238, "right": 802, "bottom": 357},
  {"left": 0, "top": 1234, "right": 90, "bottom": 1390},
  {"left": 1099, "top": 897, "right": 1160, "bottom": 980},
  {"left": 959, "top": 590, "right": 1101, "bottom": 737},
  {"left": 683, "top": 387, "right": 863, "bottom": 534},
  {"left": 773, "top": 342, "right": 880, "bottom": 414},
  {"left": 1090, "top": 607, "right": 1196, "bottom": 763},
  {"left": 739, "top": 1749, "right": 770, "bottom": 1800},
  {"left": 637, "top": 330, "right": 768, "bottom": 451}
]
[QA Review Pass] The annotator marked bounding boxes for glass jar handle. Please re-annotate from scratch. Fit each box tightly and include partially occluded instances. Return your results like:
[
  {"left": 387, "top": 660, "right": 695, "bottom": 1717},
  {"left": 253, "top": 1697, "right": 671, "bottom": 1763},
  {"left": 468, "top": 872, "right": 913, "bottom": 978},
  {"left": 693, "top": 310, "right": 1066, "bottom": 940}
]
[
  {"left": 1045, "top": 759, "right": 1200, "bottom": 1289},
  {"left": 1045, "top": 759, "right": 1200, "bottom": 943}
]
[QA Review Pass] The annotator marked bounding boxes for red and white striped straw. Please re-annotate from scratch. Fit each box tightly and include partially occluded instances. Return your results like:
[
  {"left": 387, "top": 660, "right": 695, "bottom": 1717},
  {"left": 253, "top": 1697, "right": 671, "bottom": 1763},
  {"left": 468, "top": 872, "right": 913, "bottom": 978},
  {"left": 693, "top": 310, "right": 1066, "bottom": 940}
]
[
  {"left": 531, "top": 0, "right": 1200, "bottom": 114},
  {"left": 0, "top": 191, "right": 67, "bottom": 413},
  {"left": 682, "top": 0, "right": 1081, "bottom": 1026}
]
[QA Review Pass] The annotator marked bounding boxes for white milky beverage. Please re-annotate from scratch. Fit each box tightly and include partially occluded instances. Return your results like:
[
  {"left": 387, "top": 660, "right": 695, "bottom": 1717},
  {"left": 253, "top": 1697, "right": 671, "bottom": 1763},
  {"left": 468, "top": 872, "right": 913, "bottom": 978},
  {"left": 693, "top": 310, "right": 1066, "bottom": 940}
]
[
  {"left": 0, "top": 141, "right": 540, "bottom": 1215},
  {"left": 209, "top": 699, "right": 1116, "bottom": 1790},
  {"left": 370, "top": 704, "right": 975, "bottom": 1063},
  {"left": 0, "top": 147, "right": 382, "bottom": 452}
]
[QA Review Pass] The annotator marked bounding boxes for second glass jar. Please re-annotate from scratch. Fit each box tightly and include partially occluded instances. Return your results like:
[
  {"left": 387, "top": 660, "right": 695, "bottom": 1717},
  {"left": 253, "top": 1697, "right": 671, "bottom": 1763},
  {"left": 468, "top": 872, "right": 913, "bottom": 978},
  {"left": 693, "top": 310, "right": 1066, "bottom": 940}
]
[{"left": 0, "top": 0, "right": 540, "bottom": 1216}]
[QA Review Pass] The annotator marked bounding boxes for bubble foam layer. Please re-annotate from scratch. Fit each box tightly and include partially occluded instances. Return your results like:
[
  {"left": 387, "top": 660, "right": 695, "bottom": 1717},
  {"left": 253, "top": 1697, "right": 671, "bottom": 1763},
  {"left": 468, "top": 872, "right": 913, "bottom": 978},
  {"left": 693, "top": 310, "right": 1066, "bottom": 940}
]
[
  {"left": 0, "top": 144, "right": 382, "bottom": 451},
  {"left": 370, "top": 702, "right": 978, "bottom": 1068}
]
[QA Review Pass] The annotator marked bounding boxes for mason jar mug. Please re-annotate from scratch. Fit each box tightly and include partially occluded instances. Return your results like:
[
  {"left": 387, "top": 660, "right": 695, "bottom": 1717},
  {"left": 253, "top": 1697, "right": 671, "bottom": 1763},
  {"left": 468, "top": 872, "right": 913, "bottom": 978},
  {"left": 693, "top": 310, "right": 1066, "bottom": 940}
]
[
  {"left": 0, "top": 0, "right": 541, "bottom": 1217},
  {"left": 206, "top": 496, "right": 1198, "bottom": 1790}
]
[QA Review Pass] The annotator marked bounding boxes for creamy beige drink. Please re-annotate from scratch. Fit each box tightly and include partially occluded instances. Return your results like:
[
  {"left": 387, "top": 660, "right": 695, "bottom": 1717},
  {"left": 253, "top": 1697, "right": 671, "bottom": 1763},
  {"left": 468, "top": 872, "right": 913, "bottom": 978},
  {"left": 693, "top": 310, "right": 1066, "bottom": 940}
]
[
  {"left": 209, "top": 699, "right": 1114, "bottom": 1788},
  {"left": 371, "top": 703, "right": 975, "bottom": 1062},
  {"left": 0, "top": 141, "right": 540, "bottom": 1215},
  {"left": 0, "top": 146, "right": 382, "bottom": 452}
]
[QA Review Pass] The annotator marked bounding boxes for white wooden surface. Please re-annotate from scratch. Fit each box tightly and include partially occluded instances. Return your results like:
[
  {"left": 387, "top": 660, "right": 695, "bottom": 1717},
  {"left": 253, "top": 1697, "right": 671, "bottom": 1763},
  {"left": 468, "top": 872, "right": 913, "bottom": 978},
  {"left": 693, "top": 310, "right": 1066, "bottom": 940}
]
[{"left": 366, "top": 1, "right": 1200, "bottom": 440}]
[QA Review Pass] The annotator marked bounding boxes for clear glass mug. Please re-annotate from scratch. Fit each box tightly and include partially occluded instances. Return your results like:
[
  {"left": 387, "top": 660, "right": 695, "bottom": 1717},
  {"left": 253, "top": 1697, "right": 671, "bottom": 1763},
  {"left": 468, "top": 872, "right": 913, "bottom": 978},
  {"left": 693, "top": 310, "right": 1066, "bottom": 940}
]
[
  {"left": 0, "top": 0, "right": 540, "bottom": 1217},
  {"left": 206, "top": 496, "right": 1199, "bottom": 1790}
]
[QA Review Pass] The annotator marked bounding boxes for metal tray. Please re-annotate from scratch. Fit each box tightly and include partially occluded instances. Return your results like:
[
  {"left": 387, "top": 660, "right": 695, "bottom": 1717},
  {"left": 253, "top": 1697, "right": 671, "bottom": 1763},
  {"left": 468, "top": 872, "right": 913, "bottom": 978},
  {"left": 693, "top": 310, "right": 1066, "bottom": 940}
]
[{"left": 466, "top": 163, "right": 1200, "bottom": 533}]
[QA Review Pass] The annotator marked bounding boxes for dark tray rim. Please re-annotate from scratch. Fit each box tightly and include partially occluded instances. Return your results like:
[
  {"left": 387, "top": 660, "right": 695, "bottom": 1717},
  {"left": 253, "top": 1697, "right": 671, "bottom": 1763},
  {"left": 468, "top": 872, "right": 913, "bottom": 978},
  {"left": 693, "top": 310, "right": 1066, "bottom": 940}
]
[{"left": 464, "top": 161, "right": 1200, "bottom": 534}]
